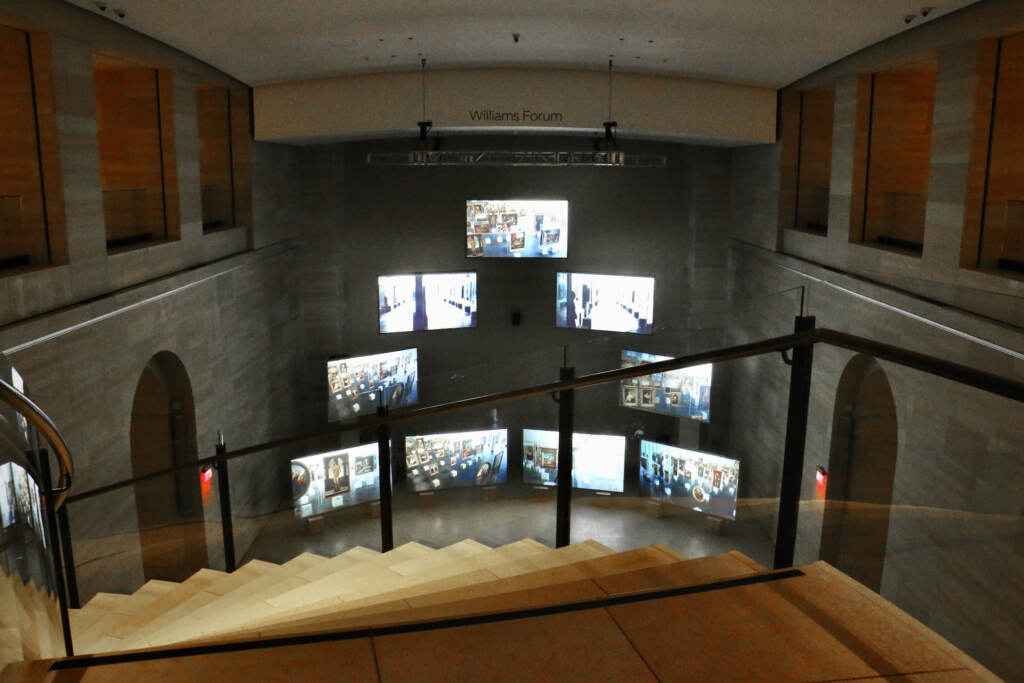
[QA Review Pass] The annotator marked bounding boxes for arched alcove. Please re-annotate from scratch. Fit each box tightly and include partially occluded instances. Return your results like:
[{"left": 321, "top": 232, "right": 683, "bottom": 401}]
[
  {"left": 819, "top": 354, "right": 898, "bottom": 593},
  {"left": 129, "top": 351, "right": 207, "bottom": 582}
]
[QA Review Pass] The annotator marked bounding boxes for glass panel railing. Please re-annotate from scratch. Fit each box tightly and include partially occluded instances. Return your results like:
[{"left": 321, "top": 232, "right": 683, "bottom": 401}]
[{"left": 0, "top": 356, "right": 64, "bottom": 669}]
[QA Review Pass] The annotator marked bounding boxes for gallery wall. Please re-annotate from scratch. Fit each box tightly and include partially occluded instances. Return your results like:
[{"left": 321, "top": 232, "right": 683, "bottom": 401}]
[{"left": 294, "top": 134, "right": 735, "bottom": 495}]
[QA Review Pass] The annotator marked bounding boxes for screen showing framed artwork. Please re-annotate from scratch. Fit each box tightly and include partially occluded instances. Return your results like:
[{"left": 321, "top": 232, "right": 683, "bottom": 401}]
[
  {"left": 556, "top": 272, "right": 654, "bottom": 334},
  {"left": 639, "top": 440, "right": 739, "bottom": 520},
  {"left": 291, "top": 443, "right": 383, "bottom": 518},
  {"left": 466, "top": 200, "right": 568, "bottom": 258},
  {"left": 521, "top": 429, "right": 626, "bottom": 492},
  {"left": 619, "top": 350, "right": 712, "bottom": 421},
  {"left": 327, "top": 348, "right": 418, "bottom": 421},
  {"left": 378, "top": 272, "right": 477, "bottom": 333},
  {"left": 404, "top": 429, "right": 507, "bottom": 492}
]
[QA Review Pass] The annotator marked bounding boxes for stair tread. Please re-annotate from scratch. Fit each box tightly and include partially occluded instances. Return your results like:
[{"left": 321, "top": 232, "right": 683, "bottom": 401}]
[
  {"left": 195, "top": 544, "right": 714, "bottom": 644},
  {"left": 189, "top": 542, "right": 684, "bottom": 644},
  {"left": 136, "top": 544, "right": 432, "bottom": 649}
]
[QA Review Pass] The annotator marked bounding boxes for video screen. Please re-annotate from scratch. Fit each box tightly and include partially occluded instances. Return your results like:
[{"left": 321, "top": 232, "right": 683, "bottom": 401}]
[
  {"left": 639, "top": 440, "right": 739, "bottom": 520},
  {"left": 378, "top": 272, "right": 477, "bottom": 333},
  {"left": 327, "top": 348, "right": 418, "bottom": 421},
  {"left": 521, "top": 429, "right": 626, "bottom": 492},
  {"left": 556, "top": 272, "right": 654, "bottom": 334},
  {"left": 291, "top": 443, "right": 383, "bottom": 518},
  {"left": 404, "top": 428, "right": 507, "bottom": 492},
  {"left": 466, "top": 200, "right": 568, "bottom": 258},
  {"left": 620, "top": 351, "right": 712, "bottom": 421},
  {"left": 0, "top": 462, "right": 46, "bottom": 544}
]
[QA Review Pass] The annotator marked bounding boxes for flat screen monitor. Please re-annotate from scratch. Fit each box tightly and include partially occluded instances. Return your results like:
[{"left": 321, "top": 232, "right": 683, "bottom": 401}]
[
  {"left": 378, "top": 272, "right": 477, "bottom": 333},
  {"left": 291, "top": 443, "right": 383, "bottom": 518},
  {"left": 327, "top": 348, "right": 418, "bottom": 421},
  {"left": 639, "top": 440, "right": 739, "bottom": 520},
  {"left": 619, "top": 351, "right": 712, "bottom": 421},
  {"left": 556, "top": 272, "right": 653, "bottom": 334},
  {"left": 522, "top": 429, "right": 626, "bottom": 492},
  {"left": 466, "top": 200, "right": 568, "bottom": 258},
  {"left": 404, "top": 428, "right": 507, "bottom": 492}
]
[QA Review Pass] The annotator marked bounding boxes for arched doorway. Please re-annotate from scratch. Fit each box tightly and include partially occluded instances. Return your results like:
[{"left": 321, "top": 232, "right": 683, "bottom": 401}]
[
  {"left": 129, "top": 351, "right": 207, "bottom": 582},
  {"left": 820, "top": 355, "right": 898, "bottom": 593}
]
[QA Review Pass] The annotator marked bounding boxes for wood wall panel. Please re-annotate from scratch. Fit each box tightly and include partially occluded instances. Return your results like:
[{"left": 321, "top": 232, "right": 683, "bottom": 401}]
[
  {"left": 0, "top": 25, "right": 47, "bottom": 268},
  {"left": 850, "top": 64, "right": 937, "bottom": 252},
  {"left": 960, "top": 39, "right": 999, "bottom": 268},
  {"left": 26, "top": 31, "right": 66, "bottom": 266},
  {"left": 795, "top": 87, "right": 835, "bottom": 233},
  {"left": 94, "top": 57, "right": 178, "bottom": 248},
  {"left": 777, "top": 88, "right": 801, "bottom": 242},
  {"left": 197, "top": 86, "right": 233, "bottom": 230},
  {"left": 978, "top": 32, "right": 1024, "bottom": 271},
  {"left": 228, "top": 87, "right": 252, "bottom": 238}
]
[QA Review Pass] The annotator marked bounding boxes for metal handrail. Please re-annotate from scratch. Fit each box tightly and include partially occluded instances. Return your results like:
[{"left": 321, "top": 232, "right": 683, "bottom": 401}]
[
  {"left": 64, "top": 326, "right": 1024, "bottom": 505},
  {"left": 0, "top": 377, "right": 74, "bottom": 508}
]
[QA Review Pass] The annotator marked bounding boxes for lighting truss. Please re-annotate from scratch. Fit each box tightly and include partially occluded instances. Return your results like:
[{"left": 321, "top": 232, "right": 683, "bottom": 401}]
[{"left": 366, "top": 150, "right": 667, "bottom": 167}]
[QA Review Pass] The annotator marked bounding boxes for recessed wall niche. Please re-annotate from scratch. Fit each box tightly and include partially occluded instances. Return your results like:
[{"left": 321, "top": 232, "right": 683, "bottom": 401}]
[
  {"left": 779, "top": 86, "right": 835, "bottom": 236},
  {"left": 0, "top": 23, "right": 66, "bottom": 272},
  {"left": 962, "top": 32, "right": 1024, "bottom": 276},
  {"left": 196, "top": 85, "right": 251, "bottom": 234},
  {"left": 93, "top": 53, "right": 179, "bottom": 251},
  {"left": 849, "top": 61, "right": 937, "bottom": 254}
]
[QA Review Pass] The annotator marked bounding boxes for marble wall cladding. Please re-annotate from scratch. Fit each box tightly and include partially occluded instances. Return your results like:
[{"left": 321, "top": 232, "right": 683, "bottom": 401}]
[
  {"left": 721, "top": 243, "right": 1023, "bottom": 680},
  {"left": 773, "top": 0, "right": 1024, "bottom": 327},
  {"left": 0, "top": 0, "right": 257, "bottom": 326}
]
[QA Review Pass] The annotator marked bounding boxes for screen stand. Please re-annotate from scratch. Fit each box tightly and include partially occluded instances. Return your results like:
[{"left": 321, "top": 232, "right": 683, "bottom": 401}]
[
  {"left": 645, "top": 499, "right": 664, "bottom": 518},
  {"left": 418, "top": 491, "right": 435, "bottom": 509},
  {"left": 594, "top": 491, "right": 612, "bottom": 508},
  {"left": 306, "top": 515, "right": 325, "bottom": 535},
  {"left": 368, "top": 501, "right": 381, "bottom": 519},
  {"left": 531, "top": 486, "right": 552, "bottom": 502},
  {"left": 481, "top": 485, "right": 499, "bottom": 501},
  {"left": 704, "top": 516, "right": 727, "bottom": 535}
]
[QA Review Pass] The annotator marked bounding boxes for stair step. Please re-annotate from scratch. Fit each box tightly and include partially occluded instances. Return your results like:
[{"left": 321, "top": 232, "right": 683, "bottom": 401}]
[
  {"left": 200, "top": 544, "right": 706, "bottom": 643},
  {"left": 136, "top": 543, "right": 435, "bottom": 650},
  {"left": 87, "top": 569, "right": 226, "bottom": 653},
  {"left": 70, "top": 580, "right": 178, "bottom": 653}
]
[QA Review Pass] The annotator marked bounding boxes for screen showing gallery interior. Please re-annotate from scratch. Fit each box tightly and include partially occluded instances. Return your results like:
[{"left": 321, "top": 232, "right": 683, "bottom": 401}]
[
  {"left": 521, "top": 429, "right": 626, "bottom": 492},
  {"left": 404, "top": 429, "right": 508, "bottom": 492},
  {"left": 620, "top": 351, "right": 711, "bottom": 421},
  {"left": 556, "top": 273, "right": 654, "bottom": 334},
  {"left": 326, "top": 348, "right": 418, "bottom": 421},
  {"left": 289, "top": 443, "right": 383, "bottom": 518},
  {"left": 639, "top": 440, "right": 740, "bottom": 520},
  {"left": 378, "top": 273, "right": 477, "bottom": 333},
  {"left": 466, "top": 200, "right": 568, "bottom": 258}
]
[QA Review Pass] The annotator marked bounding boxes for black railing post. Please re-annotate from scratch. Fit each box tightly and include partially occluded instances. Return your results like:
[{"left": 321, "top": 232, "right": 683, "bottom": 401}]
[
  {"left": 774, "top": 315, "right": 816, "bottom": 570},
  {"left": 215, "top": 434, "right": 236, "bottom": 572},
  {"left": 36, "top": 449, "right": 74, "bottom": 656},
  {"left": 555, "top": 366, "right": 575, "bottom": 548},
  {"left": 56, "top": 504, "right": 79, "bottom": 609},
  {"left": 377, "top": 406, "right": 394, "bottom": 552}
]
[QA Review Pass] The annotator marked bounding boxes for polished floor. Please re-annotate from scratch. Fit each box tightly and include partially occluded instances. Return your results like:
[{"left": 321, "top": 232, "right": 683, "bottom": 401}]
[{"left": 242, "top": 487, "right": 777, "bottom": 569}]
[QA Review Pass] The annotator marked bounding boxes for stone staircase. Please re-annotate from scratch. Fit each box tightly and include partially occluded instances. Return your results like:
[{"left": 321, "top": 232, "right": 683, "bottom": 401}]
[{"left": 0, "top": 539, "right": 999, "bottom": 681}]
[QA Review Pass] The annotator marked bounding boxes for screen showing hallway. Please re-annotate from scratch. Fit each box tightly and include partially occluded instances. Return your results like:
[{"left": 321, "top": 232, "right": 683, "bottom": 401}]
[
  {"left": 466, "top": 200, "right": 568, "bottom": 258},
  {"left": 327, "top": 348, "right": 418, "bottom": 421},
  {"left": 556, "top": 273, "right": 654, "bottom": 334},
  {"left": 522, "top": 429, "right": 626, "bottom": 492},
  {"left": 291, "top": 443, "right": 382, "bottom": 518},
  {"left": 378, "top": 272, "right": 477, "bottom": 332},
  {"left": 639, "top": 441, "right": 739, "bottom": 520},
  {"left": 620, "top": 350, "right": 712, "bottom": 421},
  {"left": 404, "top": 429, "right": 507, "bottom": 492}
]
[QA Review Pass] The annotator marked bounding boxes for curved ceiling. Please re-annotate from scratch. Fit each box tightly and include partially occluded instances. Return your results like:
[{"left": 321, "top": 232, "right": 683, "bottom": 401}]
[{"left": 65, "top": 0, "right": 978, "bottom": 88}]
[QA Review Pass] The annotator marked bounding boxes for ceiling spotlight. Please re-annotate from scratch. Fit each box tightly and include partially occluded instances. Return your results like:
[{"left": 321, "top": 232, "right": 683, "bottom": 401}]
[
  {"left": 94, "top": 2, "right": 107, "bottom": 11},
  {"left": 920, "top": 6, "right": 933, "bottom": 17},
  {"left": 114, "top": 8, "right": 126, "bottom": 19},
  {"left": 903, "top": 14, "right": 915, "bottom": 24},
  {"left": 513, "top": 33, "right": 520, "bottom": 43}
]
